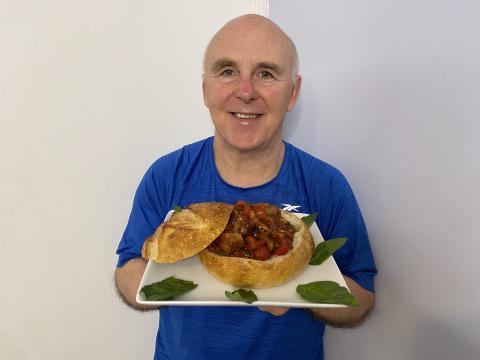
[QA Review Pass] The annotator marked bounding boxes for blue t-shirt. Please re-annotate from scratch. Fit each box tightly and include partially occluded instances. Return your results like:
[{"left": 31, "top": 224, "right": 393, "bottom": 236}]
[{"left": 117, "top": 137, "right": 377, "bottom": 360}]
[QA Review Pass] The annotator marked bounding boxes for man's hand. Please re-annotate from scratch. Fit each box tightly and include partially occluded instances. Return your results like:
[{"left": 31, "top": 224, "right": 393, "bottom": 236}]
[
  {"left": 258, "top": 276, "right": 374, "bottom": 326},
  {"left": 258, "top": 306, "right": 290, "bottom": 316},
  {"left": 114, "top": 257, "right": 158, "bottom": 311},
  {"left": 306, "top": 276, "right": 375, "bottom": 328}
]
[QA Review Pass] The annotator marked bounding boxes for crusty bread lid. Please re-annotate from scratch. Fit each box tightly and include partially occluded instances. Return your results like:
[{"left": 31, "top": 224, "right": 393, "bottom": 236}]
[{"left": 142, "top": 202, "right": 234, "bottom": 263}]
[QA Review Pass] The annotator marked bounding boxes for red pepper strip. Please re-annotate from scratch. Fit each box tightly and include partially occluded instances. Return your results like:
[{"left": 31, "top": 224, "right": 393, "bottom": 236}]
[
  {"left": 253, "top": 246, "right": 271, "bottom": 260},
  {"left": 274, "top": 246, "right": 290, "bottom": 256}
]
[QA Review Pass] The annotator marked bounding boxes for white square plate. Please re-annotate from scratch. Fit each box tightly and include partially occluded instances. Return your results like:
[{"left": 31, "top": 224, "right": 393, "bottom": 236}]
[{"left": 136, "top": 212, "right": 349, "bottom": 308}]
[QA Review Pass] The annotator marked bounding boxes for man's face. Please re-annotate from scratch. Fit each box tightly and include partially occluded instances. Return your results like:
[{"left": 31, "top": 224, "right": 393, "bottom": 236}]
[{"left": 202, "top": 19, "right": 301, "bottom": 153}]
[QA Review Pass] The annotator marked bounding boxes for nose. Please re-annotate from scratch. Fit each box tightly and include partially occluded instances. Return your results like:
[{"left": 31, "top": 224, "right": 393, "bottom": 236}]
[{"left": 234, "top": 76, "right": 258, "bottom": 103}]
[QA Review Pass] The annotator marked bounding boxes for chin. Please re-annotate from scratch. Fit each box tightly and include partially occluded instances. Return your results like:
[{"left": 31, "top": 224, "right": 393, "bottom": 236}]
[
  {"left": 212, "top": 119, "right": 283, "bottom": 153},
  {"left": 219, "top": 134, "right": 268, "bottom": 152}
]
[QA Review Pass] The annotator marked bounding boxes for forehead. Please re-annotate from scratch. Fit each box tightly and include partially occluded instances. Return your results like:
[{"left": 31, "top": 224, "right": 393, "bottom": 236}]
[{"left": 205, "top": 20, "right": 294, "bottom": 71}]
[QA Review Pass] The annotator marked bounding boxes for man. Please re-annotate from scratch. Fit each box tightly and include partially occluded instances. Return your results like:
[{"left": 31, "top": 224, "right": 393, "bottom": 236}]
[{"left": 115, "top": 14, "right": 376, "bottom": 359}]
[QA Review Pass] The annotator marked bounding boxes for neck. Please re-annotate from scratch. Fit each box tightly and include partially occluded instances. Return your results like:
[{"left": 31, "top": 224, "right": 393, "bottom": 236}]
[{"left": 213, "top": 137, "right": 285, "bottom": 188}]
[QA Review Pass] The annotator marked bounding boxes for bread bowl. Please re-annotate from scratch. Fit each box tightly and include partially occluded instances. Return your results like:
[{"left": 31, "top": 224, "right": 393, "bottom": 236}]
[
  {"left": 142, "top": 201, "right": 315, "bottom": 288},
  {"left": 198, "top": 201, "right": 315, "bottom": 288}
]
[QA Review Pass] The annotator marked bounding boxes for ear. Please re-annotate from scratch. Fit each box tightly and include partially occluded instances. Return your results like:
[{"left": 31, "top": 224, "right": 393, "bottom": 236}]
[
  {"left": 287, "top": 75, "right": 302, "bottom": 112},
  {"left": 202, "top": 74, "right": 209, "bottom": 107}
]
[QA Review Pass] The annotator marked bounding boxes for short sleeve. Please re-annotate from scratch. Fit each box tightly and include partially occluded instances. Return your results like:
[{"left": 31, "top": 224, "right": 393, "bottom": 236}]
[
  {"left": 116, "top": 166, "right": 166, "bottom": 267},
  {"left": 315, "top": 171, "right": 377, "bottom": 293}
]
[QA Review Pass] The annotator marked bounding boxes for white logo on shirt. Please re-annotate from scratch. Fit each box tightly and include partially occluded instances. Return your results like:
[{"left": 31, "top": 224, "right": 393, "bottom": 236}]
[{"left": 281, "top": 204, "right": 301, "bottom": 212}]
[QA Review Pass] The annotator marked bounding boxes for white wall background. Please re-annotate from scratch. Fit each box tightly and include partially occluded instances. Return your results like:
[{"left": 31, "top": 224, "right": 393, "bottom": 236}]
[
  {"left": 2, "top": 0, "right": 479, "bottom": 359},
  {"left": 0, "top": 1, "right": 259, "bottom": 359},
  {"left": 271, "top": 1, "right": 480, "bottom": 359}
]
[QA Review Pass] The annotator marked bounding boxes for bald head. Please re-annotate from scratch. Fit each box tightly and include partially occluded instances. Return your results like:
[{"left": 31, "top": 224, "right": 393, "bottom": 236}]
[{"left": 203, "top": 14, "right": 299, "bottom": 81}]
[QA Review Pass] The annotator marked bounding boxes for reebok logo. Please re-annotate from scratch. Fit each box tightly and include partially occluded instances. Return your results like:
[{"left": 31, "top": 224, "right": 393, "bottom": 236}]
[{"left": 281, "top": 204, "right": 301, "bottom": 212}]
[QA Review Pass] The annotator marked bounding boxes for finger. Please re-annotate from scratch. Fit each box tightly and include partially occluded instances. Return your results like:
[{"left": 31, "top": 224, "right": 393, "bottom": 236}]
[{"left": 258, "top": 306, "right": 290, "bottom": 316}]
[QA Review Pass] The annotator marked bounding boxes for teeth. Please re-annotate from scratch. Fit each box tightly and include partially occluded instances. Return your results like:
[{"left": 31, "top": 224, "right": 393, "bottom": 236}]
[{"left": 234, "top": 113, "right": 258, "bottom": 119}]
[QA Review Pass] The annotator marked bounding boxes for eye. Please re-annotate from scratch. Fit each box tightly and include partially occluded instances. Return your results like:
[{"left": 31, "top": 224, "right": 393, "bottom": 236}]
[
  {"left": 257, "top": 70, "right": 274, "bottom": 79},
  {"left": 220, "top": 68, "right": 235, "bottom": 77}
]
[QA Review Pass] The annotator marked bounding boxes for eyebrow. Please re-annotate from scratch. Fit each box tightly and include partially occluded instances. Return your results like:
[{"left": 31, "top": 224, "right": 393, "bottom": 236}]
[
  {"left": 208, "top": 58, "right": 283, "bottom": 75},
  {"left": 257, "top": 62, "right": 282, "bottom": 74},
  {"left": 209, "top": 58, "right": 236, "bottom": 73}
]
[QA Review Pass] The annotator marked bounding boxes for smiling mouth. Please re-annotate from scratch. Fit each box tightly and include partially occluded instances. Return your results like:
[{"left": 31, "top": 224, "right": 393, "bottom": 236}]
[{"left": 231, "top": 112, "right": 262, "bottom": 119}]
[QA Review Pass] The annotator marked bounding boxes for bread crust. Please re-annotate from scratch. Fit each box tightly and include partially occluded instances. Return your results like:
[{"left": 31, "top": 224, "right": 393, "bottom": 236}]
[
  {"left": 198, "top": 210, "right": 314, "bottom": 288},
  {"left": 142, "top": 202, "right": 234, "bottom": 263}
]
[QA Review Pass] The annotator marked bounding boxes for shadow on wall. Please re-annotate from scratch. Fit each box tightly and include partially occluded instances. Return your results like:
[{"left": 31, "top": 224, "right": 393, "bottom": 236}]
[
  {"left": 283, "top": 95, "right": 303, "bottom": 140},
  {"left": 325, "top": 277, "right": 480, "bottom": 360},
  {"left": 283, "top": 81, "right": 322, "bottom": 153},
  {"left": 411, "top": 316, "right": 480, "bottom": 360},
  {"left": 283, "top": 80, "right": 322, "bottom": 149}
]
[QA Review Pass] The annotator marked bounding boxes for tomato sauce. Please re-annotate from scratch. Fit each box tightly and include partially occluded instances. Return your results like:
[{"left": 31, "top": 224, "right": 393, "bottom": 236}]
[{"left": 207, "top": 201, "right": 296, "bottom": 261}]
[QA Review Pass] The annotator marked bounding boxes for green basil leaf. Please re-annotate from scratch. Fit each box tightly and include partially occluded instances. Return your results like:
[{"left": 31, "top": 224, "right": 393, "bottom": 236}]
[
  {"left": 296, "top": 281, "right": 359, "bottom": 307},
  {"left": 309, "top": 237, "right": 347, "bottom": 265},
  {"left": 173, "top": 205, "right": 182, "bottom": 213},
  {"left": 225, "top": 289, "right": 258, "bottom": 304},
  {"left": 139, "top": 276, "right": 197, "bottom": 301},
  {"left": 301, "top": 213, "right": 317, "bottom": 227}
]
